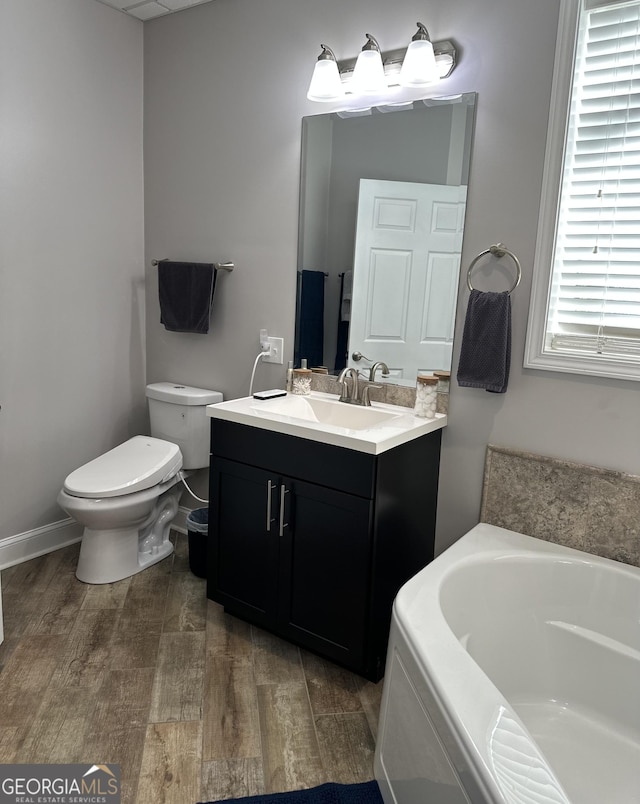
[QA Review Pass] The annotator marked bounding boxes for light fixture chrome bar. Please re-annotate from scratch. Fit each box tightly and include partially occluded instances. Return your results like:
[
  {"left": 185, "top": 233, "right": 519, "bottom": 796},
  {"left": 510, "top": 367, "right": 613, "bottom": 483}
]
[{"left": 337, "top": 39, "right": 457, "bottom": 85}]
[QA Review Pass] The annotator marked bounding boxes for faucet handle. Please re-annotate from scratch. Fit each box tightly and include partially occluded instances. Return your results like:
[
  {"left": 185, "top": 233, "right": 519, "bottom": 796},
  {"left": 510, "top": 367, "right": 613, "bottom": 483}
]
[{"left": 361, "top": 384, "right": 383, "bottom": 406}]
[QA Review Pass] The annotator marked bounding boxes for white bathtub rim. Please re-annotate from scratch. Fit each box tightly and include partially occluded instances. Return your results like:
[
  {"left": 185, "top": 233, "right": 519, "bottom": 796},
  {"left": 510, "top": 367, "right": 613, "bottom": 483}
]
[
  {"left": 388, "top": 523, "right": 640, "bottom": 804},
  {"left": 390, "top": 601, "right": 570, "bottom": 804}
]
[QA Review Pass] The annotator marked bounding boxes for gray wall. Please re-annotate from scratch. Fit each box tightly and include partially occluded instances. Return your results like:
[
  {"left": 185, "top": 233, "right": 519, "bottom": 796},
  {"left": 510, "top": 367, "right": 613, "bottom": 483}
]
[
  {"left": 5, "top": 0, "right": 637, "bottom": 557},
  {"left": 146, "top": 0, "right": 604, "bottom": 551},
  {"left": 0, "top": 0, "right": 144, "bottom": 539}
]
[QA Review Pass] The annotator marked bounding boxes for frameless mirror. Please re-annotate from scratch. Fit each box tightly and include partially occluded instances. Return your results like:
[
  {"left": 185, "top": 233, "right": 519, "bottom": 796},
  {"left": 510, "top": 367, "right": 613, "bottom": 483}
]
[{"left": 295, "top": 93, "right": 476, "bottom": 385}]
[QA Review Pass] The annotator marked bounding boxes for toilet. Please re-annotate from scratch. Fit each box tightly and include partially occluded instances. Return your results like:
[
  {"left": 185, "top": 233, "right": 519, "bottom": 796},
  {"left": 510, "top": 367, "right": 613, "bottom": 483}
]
[{"left": 58, "top": 383, "right": 223, "bottom": 584}]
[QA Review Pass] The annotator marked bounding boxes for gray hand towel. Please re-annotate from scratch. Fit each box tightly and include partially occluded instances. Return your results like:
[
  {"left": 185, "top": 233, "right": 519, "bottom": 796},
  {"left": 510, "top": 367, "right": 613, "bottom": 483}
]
[
  {"left": 456, "top": 289, "right": 511, "bottom": 393},
  {"left": 158, "top": 261, "right": 217, "bottom": 334}
]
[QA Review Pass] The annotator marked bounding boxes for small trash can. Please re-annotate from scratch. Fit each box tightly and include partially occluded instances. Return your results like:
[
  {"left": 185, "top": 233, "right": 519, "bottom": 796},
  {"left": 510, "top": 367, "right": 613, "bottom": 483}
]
[{"left": 186, "top": 507, "right": 208, "bottom": 579}]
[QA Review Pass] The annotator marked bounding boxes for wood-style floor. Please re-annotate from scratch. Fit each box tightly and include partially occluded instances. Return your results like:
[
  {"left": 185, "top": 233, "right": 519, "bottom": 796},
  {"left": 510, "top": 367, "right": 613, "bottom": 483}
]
[{"left": 0, "top": 534, "right": 382, "bottom": 804}]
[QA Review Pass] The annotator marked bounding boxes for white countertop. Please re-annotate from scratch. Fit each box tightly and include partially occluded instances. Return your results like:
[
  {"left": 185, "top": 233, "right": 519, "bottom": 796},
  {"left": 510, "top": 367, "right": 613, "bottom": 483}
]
[{"left": 206, "top": 390, "right": 446, "bottom": 455}]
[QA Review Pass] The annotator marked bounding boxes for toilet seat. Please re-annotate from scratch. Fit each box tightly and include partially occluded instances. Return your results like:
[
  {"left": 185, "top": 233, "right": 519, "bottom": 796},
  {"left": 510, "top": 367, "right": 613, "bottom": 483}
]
[{"left": 63, "top": 436, "right": 182, "bottom": 499}]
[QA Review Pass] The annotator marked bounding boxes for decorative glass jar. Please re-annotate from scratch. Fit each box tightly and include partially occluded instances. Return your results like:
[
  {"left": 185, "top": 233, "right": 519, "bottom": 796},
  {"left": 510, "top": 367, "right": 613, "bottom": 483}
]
[
  {"left": 292, "top": 368, "right": 313, "bottom": 395},
  {"left": 414, "top": 375, "right": 438, "bottom": 418}
]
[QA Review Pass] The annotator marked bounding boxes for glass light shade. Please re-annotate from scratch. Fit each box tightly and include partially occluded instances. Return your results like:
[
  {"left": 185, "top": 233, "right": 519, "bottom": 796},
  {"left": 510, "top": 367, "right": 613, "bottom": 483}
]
[
  {"left": 399, "top": 39, "right": 438, "bottom": 86},
  {"left": 352, "top": 49, "right": 387, "bottom": 93},
  {"left": 307, "top": 58, "right": 344, "bottom": 102}
]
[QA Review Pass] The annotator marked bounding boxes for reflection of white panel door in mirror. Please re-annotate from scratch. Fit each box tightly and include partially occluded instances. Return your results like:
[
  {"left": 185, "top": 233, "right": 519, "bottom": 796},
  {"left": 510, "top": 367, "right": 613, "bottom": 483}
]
[{"left": 348, "top": 179, "right": 466, "bottom": 380}]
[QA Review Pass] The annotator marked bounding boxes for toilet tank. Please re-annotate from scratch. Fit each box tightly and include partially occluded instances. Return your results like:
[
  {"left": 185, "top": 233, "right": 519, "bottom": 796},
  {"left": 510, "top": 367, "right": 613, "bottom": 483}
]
[{"left": 145, "top": 383, "right": 223, "bottom": 470}]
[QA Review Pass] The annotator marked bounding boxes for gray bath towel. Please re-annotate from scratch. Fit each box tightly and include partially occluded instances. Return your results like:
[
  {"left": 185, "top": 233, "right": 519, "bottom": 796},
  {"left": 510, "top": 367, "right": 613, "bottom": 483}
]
[
  {"left": 158, "top": 261, "right": 217, "bottom": 334},
  {"left": 456, "top": 289, "right": 511, "bottom": 394}
]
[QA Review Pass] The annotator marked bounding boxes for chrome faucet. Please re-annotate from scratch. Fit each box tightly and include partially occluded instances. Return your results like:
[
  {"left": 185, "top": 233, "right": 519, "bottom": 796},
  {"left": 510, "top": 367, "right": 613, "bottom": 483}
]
[
  {"left": 337, "top": 367, "right": 360, "bottom": 404},
  {"left": 369, "top": 361, "right": 390, "bottom": 382},
  {"left": 337, "top": 367, "right": 382, "bottom": 407}
]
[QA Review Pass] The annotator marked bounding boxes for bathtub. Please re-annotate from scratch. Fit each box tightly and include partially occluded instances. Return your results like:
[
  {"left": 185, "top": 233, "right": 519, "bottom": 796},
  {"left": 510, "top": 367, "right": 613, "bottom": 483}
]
[{"left": 374, "top": 523, "right": 640, "bottom": 804}]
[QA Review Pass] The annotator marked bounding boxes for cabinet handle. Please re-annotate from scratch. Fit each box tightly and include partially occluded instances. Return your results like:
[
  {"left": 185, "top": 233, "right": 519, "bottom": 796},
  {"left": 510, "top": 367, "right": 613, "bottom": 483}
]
[
  {"left": 279, "top": 484, "right": 289, "bottom": 537},
  {"left": 266, "top": 480, "right": 275, "bottom": 531}
]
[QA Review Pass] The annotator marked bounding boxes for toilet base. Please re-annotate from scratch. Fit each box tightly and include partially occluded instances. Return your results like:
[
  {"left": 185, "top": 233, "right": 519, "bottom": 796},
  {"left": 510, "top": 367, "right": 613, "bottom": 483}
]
[
  {"left": 75, "top": 484, "right": 181, "bottom": 584},
  {"left": 76, "top": 527, "right": 174, "bottom": 584}
]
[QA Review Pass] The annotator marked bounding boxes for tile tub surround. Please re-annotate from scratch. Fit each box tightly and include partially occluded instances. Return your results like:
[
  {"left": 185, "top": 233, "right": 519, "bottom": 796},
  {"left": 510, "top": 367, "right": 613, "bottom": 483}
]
[{"left": 481, "top": 445, "right": 640, "bottom": 567}]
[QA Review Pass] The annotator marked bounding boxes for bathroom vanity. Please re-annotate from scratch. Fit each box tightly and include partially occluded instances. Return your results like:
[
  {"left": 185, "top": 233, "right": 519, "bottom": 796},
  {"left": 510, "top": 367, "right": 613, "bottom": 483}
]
[{"left": 206, "top": 392, "right": 445, "bottom": 681}]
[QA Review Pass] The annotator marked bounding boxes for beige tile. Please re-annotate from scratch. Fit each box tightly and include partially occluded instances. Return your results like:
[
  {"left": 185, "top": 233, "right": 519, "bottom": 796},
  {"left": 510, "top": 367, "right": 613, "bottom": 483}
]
[
  {"left": 109, "top": 628, "right": 161, "bottom": 670},
  {"left": 83, "top": 668, "right": 156, "bottom": 804},
  {"left": 358, "top": 680, "right": 384, "bottom": 740},
  {"left": 0, "top": 728, "right": 19, "bottom": 763},
  {"left": 314, "top": 713, "right": 375, "bottom": 784},
  {"left": 163, "top": 571, "right": 207, "bottom": 632},
  {"left": 136, "top": 720, "right": 202, "bottom": 804},
  {"left": 201, "top": 758, "right": 265, "bottom": 801},
  {"left": 482, "top": 447, "right": 591, "bottom": 546},
  {"left": 302, "top": 651, "right": 364, "bottom": 715},
  {"left": 52, "top": 541, "right": 82, "bottom": 574},
  {"left": 50, "top": 609, "right": 120, "bottom": 689},
  {"left": 1, "top": 564, "right": 19, "bottom": 586},
  {"left": 116, "top": 604, "right": 164, "bottom": 635},
  {"left": 0, "top": 635, "right": 19, "bottom": 674},
  {"left": 15, "top": 685, "right": 98, "bottom": 763},
  {"left": 3, "top": 549, "right": 70, "bottom": 594},
  {"left": 206, "top": 601, "right": 253, "bottom": 660},
  {"left": 1, "top": 587, "right": 45, "bottom": 639},
  {"left": 252, "top": 627, "right": 304, "bottom": 684},
  {"left": 257, "top": 683, "right": 325, "bottom": 793},
  {"left": 2, "top": 534, "right": 378, "bottom": 796},
  {"left": 202, "top": 657, "right": 261, "bottom": 761},
  {"left": 170, "top": 531, "right": 191, "bottom": 573},
  {"left": 149, "top": 632, "right": 205, "bottom": 722},
  {"left": 585, "top": 474, "right": 640, "bottom": 566},
  {"left": 124, "top": 559, "right": 172, "bottom": 615},
  {"left": 82, "top": 577, "right": 131, "bottom": 610},
  {"left": 482, "top": 445, "right": 640, "bottom": 568},
  {"left": 0, "top": 635, "right": 68, "bottom": 730},
  {"left": 383, "top": 383, "right": 416, "bottom": 408},
  {"left": 23, "top": 572, "right": 86, "bottom": 635}
]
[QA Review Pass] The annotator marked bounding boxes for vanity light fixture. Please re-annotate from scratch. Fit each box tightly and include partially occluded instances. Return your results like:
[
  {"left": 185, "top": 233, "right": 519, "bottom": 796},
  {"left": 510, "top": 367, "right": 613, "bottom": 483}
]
[
  {"left": 306, "top": 23, "right": 457, "bottom": 103},
  {"left": 352, "top": 34, "right": 387, "bottom": 93},
  {"left": 307, "top": 45, "right": 345, "bottom": 102},
  {"left": 399, "top": 23, "right": 438, "bottom": 87}
]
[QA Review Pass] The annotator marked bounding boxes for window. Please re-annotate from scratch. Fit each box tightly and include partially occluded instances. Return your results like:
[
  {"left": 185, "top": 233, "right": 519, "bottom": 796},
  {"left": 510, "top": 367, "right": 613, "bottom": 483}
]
[{"left": 525, "top": 0, "right": 640, "bottom": 380}]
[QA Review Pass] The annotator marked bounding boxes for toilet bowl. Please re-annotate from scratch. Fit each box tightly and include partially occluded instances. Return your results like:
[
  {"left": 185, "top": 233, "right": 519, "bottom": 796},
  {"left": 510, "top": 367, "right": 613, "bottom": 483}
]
[{"left": 58, "top": 383, "right": 223, "bottom": 584}]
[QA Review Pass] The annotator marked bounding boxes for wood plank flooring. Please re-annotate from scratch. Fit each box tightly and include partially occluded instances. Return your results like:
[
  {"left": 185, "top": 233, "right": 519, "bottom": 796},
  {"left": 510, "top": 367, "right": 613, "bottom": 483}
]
[{"left": 0, "top": 534, "right": 383, "bottom": 803}]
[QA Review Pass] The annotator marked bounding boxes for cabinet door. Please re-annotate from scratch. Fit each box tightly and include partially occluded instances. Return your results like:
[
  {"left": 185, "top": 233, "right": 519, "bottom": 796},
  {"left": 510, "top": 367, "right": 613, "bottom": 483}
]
[
  {"left": 277, "top": 477, "right": 373, "bottom": 669},
  {"left": 208, "top": 457, "right": 279, "bottom": 627}
]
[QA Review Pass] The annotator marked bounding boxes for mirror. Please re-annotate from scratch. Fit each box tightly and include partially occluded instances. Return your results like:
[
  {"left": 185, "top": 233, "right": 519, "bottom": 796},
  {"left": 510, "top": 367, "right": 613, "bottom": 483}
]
[{"left": 294, "top": 93, "right": 476, "bottom": 385}]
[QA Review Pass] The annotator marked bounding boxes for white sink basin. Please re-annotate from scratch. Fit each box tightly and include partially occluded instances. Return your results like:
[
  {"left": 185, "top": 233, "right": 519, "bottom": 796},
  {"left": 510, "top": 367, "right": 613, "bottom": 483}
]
[
  {"left": 250, "top": 393, "right": 401, "bottom": 430},
  {"left": 207, "top": 391, "right": 446, "bottom": 455}
]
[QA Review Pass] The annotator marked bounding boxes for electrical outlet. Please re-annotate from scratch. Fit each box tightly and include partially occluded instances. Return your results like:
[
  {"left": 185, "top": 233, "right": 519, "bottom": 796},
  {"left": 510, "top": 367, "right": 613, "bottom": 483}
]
[{"left": 262, "top": 336, "right": 284, "bottom": 364}]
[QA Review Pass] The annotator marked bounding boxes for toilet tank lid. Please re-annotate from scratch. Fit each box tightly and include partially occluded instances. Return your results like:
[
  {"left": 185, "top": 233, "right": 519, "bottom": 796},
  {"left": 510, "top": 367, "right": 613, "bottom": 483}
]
[
  {"left": 63, "top": 436, "right": 182, "bottom": 498},
  {"left": 146, "top": 382, "right": 223, "bottom": 405}
]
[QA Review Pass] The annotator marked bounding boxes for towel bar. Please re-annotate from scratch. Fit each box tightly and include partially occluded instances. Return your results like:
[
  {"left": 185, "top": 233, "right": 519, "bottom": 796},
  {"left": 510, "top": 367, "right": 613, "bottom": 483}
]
[
  {"left": 152, "top": 258, "right": 234, "bottom": 272},
  {"left": 466, "top": 243, "right": 521, "bottom": 295}
]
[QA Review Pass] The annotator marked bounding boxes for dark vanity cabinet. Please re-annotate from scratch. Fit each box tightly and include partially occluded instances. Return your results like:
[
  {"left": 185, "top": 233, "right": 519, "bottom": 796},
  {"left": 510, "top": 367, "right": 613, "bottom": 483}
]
[{"left": 207, "top": 418, "right": 442, "bottom": 681}]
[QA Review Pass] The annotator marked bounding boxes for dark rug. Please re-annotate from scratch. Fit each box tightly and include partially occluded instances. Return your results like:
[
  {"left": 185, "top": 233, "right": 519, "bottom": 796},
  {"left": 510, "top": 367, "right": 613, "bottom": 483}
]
[{"left": 199, "top": 780, "right": 384, "bottom": 804}]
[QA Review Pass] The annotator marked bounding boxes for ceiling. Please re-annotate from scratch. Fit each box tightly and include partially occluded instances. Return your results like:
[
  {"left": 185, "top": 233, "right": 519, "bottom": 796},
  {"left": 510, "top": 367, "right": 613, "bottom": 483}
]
[{"left": 94, "top": 0, "right": 214, "bottom": 21}]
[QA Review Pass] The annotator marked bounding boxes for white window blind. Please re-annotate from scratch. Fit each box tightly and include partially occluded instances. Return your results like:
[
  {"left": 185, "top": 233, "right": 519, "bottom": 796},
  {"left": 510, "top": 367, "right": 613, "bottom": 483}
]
[{"left": 548, "top": 0, "right": 640, "bottom": 360}]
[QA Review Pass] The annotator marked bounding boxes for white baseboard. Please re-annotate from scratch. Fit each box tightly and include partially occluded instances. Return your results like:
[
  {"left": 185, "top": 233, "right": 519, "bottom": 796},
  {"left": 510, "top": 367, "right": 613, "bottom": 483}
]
[
  {"left": 0, "top": 518, "right": 83, "bottom": 571},
  {"left": 0, "top": 506, "right": 199, "bottom": 571}
]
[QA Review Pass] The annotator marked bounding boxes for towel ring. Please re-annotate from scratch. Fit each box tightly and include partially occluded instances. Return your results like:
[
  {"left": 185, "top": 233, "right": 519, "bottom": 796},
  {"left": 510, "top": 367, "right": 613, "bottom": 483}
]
[{"left": 466, "top": 243, "right": 522, "bottom": 295}]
